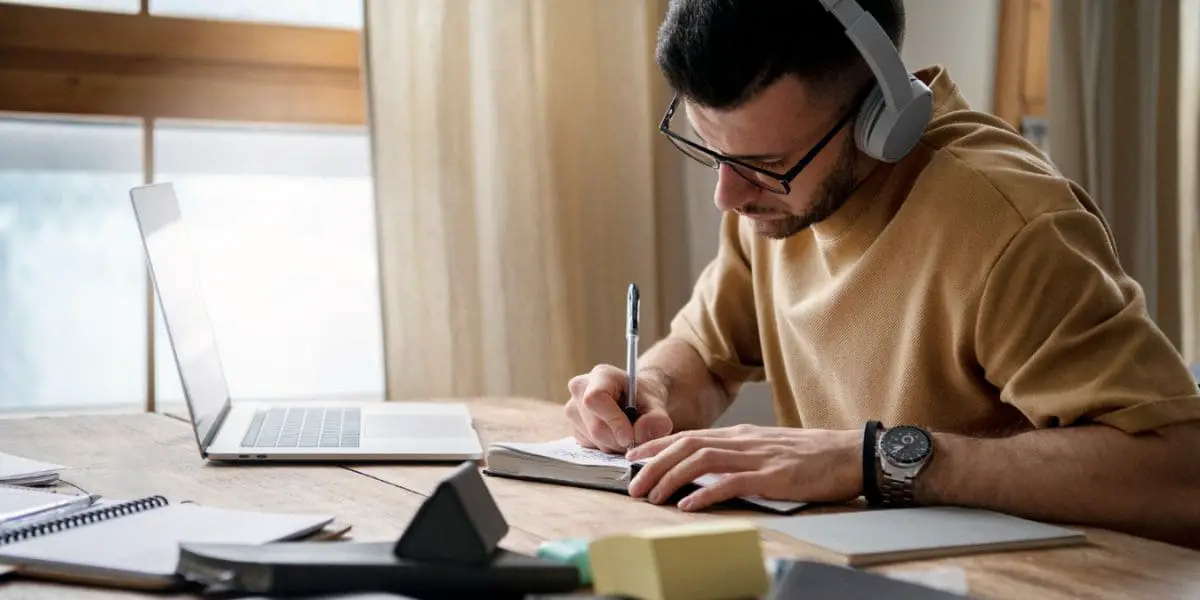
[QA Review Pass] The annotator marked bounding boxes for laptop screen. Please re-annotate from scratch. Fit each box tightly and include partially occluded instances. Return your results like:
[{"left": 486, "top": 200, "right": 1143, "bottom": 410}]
[{"left": 129, "top": 183, "right": 230, "bottom": 449}]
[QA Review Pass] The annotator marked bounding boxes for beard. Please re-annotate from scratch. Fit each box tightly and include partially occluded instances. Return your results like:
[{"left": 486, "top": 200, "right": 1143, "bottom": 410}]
[{"left": 745, "top": 136, "right": 862, "bottom": 240}]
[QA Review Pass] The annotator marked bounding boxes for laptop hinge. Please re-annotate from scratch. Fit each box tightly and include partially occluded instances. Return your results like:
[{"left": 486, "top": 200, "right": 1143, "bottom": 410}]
[{"left": 200, "top": 399, "right": 234, "bottom": 453}]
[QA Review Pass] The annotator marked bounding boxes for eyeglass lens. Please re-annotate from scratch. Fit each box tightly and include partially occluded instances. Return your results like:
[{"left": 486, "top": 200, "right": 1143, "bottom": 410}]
[{"left": 664, "top": 135, "right": 789, "bottom": 194}]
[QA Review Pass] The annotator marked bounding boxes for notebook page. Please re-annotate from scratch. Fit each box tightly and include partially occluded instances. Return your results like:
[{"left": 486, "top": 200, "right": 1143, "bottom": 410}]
[
  {"left": 493, "top": 438, "right": 806, "bottom": 513},
  {"left": 0, "top": 502, "right": 333, "bottom": 580},
  {"left": 491, "top": 438, "right": 631, "bottom": 467}
]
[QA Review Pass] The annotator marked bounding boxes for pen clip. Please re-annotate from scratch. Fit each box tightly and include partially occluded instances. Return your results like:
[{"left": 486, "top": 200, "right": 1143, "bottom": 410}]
[{"left": 626, "top": 283, "right": 639, "bottom": 334}]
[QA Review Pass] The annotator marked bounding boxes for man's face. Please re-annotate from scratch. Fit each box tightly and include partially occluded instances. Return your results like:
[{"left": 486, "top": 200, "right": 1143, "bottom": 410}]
[{"left": 684, "top": 75, "right": 861, "bottom": 239}]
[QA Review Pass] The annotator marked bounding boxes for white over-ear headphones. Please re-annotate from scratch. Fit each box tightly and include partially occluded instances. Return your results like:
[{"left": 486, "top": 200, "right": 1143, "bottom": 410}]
[{"left": 819, "top": 0, "right": 933, "bottom": 162}]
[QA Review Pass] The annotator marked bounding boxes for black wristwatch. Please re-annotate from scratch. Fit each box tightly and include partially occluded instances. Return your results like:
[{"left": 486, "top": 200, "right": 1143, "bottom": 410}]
[{"left": 872, "top": 424, "right": 934, "bottom": 507}]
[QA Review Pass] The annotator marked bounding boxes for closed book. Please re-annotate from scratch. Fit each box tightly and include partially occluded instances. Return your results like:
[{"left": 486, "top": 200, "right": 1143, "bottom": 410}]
[
  {"left": 759, "top": 507, "right": 1086, "bottom": 567},
  {"left": 176, "top": 540, "right": 582, "bottom": 599}
]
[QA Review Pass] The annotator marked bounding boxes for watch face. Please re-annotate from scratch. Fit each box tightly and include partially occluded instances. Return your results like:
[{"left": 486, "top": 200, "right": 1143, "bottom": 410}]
[{"left": 881, "top": 426, "right": 932, "bottom": 465}]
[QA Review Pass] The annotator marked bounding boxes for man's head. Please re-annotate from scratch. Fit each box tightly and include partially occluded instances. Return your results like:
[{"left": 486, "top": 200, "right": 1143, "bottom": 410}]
[{"left": 656, "top": 0, "right": 905, "bottom": 239}]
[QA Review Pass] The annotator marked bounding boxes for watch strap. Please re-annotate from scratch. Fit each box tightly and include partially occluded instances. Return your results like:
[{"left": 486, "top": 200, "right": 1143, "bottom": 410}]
[
  {"left": 877, "top": 471, "right": 917, "bottom": 507},
  {"left": 862, "top": 421, "right": 884, "bottom": 506}
]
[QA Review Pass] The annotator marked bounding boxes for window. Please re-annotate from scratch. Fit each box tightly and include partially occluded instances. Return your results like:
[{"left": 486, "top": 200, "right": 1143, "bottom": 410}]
[
  {"left": 0, "top": 0, "right": 137, "bottom": 13},
  {"left": 149, "top": 0, "right": 363, "bottom": 29},
  {"left": 151, "top": 121, "right": 383, "bottom": 404},
  {"left": 0, "top": 116, "right": 145, "bottom": 410},
  {"left": 0, "top": 0, "right": 362, "bottom": 26},
  {"left": 0, "top": 0, "right": 375, "bottom": 413}
]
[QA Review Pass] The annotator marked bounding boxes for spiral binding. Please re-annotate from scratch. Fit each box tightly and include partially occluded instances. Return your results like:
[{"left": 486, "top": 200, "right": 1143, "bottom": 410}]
[{"left": 0, "top": 494, "right": 168, "bottom": 546}]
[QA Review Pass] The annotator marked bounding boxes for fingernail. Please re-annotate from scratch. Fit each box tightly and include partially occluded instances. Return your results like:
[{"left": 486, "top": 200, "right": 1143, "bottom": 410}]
[
  {"left": 617, "top": 432, "right": 633, "bottom": 448},
  {"left": 678, "top": 497, "right": 693, "bottom": 511}
]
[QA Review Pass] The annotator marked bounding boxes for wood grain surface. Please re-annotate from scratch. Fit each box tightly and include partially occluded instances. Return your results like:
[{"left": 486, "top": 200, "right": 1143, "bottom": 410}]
[
  {"left": 355, "top": 397, "right": 1200, "bottom": 600},
  {"left": 1, "top": 398, "right": 1199, "bottom": 599}
]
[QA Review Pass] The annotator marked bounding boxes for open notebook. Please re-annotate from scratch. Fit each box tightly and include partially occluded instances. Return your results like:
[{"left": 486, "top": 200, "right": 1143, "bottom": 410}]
[
  {"left": 0, "top": 494, "right": 336, "bottom": 589},
  {"left": 759, "top": 506, "right": 1087, "bottom": 566},
  {"left": 483, "top": 437, "right": 806, "bottom": 514}
]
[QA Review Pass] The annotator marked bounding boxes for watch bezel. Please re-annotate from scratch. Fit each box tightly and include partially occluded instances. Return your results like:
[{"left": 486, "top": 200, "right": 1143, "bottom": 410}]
[{"left": 878, "top": 425, "right": 932, "bottom": 467}]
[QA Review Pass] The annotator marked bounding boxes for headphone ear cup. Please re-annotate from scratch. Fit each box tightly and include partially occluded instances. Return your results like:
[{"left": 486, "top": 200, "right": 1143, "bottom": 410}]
[
  {"left": 853, "top": 76, "right": 934, "bottom": 163},
  {"left": 853, "top": 84, "right": 887, "bottom": 160}
]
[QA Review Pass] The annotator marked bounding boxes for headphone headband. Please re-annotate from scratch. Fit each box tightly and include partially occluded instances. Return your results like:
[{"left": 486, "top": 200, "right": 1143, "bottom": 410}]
[
  {"left": 818, "top": 0, "right": 931, "bottom": 162},
  {"left": 818, "top": 0, "right": 913, "bottom": 111}
]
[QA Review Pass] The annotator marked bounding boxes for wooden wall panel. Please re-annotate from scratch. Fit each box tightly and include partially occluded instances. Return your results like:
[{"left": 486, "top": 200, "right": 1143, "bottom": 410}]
[
  {"left": 992, "top": 0, "right": 1029, "bottom": 126},
  {"left": 992, "top": 0, "right": 1051, "bottom": 128},
  {"left": 1020, "top": 0, "right": 1051, "bottom": 118}
]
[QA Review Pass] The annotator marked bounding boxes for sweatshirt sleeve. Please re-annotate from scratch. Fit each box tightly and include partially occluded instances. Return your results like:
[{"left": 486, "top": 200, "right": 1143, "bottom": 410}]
[{"left": 975, "top": 209, "right": 1200, "bottom": 433}]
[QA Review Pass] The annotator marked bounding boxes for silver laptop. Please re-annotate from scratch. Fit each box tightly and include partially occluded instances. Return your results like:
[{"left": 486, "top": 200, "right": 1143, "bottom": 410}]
[{"left": 129, "top": 182, "right": 483, "bottom": 462}]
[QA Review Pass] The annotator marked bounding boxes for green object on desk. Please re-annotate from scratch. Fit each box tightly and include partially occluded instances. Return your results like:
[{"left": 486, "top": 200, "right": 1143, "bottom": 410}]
[{"left": 537, "top": 537, "right": 592, "bottom": 585}]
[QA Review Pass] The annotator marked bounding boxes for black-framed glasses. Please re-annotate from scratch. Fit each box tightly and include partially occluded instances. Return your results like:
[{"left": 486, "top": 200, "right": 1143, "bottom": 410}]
[{"left": 657, "top": 90, "right": 863, "bottom": 195}]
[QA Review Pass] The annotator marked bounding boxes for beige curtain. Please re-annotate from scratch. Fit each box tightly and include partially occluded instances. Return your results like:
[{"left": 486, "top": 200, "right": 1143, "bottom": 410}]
[
  {"left": 1048, "top": 0, "right": 1200, "bottom": 363},
  {"left": 361, "top": 0, "right": 690, "bottom": 402}
]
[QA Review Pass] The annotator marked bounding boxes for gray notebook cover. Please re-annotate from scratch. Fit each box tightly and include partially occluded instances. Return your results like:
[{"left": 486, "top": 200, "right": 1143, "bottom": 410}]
[{"left": 759, "top": 507, "right": 1086, "bottom": 566}]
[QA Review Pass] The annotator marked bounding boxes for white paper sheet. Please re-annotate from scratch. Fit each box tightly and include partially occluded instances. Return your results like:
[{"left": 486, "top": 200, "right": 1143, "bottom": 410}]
[{"left": 0, "top": 452, "right": 64, "bottom": 486}]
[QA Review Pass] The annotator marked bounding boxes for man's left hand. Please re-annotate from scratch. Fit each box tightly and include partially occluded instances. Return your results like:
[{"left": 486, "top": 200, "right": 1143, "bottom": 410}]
[{"left": 625, "top": 424, "right": 864, "bottom": 511}]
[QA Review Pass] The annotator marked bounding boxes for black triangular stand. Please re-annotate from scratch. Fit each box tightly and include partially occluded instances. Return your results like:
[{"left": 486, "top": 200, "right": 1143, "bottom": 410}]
[
  {"left": 393, "top": 461, "right": 509, "bottom": 564},
  {"left": 176, "top": 461, "right": 581, "bottom": 598}
]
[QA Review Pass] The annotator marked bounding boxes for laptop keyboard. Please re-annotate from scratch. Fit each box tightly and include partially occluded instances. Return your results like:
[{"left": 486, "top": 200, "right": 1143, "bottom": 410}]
[{"left": 240, "top": 407, "right": 362, "bottom": 448}]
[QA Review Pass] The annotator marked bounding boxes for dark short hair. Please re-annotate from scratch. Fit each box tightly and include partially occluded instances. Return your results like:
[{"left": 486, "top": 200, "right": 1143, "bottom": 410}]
[{"left": 655, "top": 0, "right": 905, "bottom": 109}]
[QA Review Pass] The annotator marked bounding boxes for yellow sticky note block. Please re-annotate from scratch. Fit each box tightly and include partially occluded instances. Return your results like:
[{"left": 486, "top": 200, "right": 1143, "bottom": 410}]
[{"left": 588, "top": 519, "right": 769, "bottom": 600}]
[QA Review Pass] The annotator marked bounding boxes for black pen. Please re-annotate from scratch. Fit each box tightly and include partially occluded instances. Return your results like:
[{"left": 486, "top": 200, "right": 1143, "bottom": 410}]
[{"left": 623, "top": 283, "right": 640, "bottom": 424}]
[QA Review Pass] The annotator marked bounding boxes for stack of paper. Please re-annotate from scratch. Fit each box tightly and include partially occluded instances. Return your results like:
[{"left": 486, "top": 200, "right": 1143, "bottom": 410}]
[{"left": 0, "top": 452, "right": 64, "bottom": 486}]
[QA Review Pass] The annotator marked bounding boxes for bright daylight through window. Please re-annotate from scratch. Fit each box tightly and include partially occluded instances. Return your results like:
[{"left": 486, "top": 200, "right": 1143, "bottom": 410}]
[
  {"left": 0, "top": 116, "right": 146, "bottom": 409},
  {"left": 1, "top": 0, "right": 363, "bottom": 28},
  {"left": 0, "top": 0, "right": 378, "bottom": 412},
  {"left": 151, "top": 122, "right": 383, "bottom": 407}
]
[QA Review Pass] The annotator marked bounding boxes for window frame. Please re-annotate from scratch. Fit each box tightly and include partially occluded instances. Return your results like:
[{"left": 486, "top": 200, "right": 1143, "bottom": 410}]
[
  {"left": 0, "top": 2, "right": 364, "bottom": 125},
  {"left": 0, "top": 1, "right": 367, "bottom": 413}
]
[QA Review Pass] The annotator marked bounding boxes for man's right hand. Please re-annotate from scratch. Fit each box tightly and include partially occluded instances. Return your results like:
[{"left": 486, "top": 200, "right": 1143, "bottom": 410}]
[{"left": 565, "top": 364, "right": 674, "bottom": 453}]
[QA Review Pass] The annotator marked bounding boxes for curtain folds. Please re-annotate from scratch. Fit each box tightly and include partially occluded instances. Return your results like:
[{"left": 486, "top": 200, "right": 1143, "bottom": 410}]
[
  {"left": 362, "top": 0, "right": 685, "bottom": 402},
  {"left": 1048, "top": 0, "right": 1200, "bottom": 363}
]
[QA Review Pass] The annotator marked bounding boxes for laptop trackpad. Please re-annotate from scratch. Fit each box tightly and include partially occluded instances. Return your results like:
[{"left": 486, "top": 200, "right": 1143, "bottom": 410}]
[{"left": 363, "top": 414, "right": 473, "bottom": 439}]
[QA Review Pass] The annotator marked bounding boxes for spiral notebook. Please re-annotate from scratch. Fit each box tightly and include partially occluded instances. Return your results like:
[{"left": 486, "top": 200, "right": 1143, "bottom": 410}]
[{"left": 0, "top": 494, "right": 335, "bottom": 589}]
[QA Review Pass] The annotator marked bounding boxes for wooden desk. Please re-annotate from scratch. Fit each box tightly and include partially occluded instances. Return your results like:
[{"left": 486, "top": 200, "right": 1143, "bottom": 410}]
[{"left": 2, "top": 397, "right": 1199, "bottom": 599}]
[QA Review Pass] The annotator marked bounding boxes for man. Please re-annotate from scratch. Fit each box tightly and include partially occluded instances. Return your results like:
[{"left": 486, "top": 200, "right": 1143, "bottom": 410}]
[{"left": 563, "top": 0, "right": 1200, "bottom": 549}]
